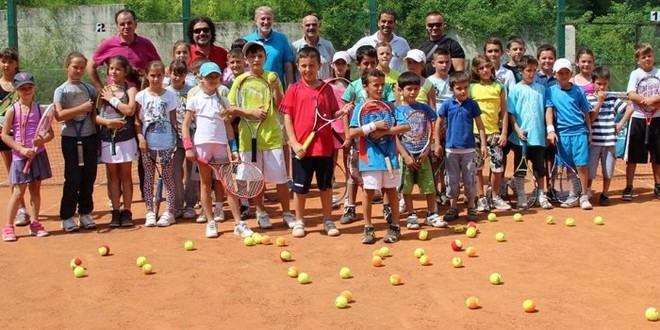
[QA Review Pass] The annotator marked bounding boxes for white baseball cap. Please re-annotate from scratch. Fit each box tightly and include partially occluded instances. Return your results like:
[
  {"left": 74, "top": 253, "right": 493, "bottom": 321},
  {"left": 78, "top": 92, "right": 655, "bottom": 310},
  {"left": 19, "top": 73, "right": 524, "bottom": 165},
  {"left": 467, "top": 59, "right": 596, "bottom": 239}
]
[
  {"left": 332, "top": 51, "right": 351, "bottom": 64},
  {"left": 404, "top": 49, "right": 426, "bottom": 63},
  {"left": 553, "top": 58, "right": 573, "bottom": 73}
]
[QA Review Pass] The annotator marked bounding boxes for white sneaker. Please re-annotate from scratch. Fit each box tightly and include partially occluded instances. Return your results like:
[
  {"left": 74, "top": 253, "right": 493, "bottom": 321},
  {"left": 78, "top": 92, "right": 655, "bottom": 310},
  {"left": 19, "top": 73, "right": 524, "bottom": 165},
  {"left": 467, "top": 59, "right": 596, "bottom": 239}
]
[
  {"left": 538, "top": 194, "right": 553, "bottom": 209},
  {"left": 425, "top": 213, "right": 448, "bottom": 228},
  {"left": 491, "top": 196, "right": 512, "bottom": 210},
  {"left": 61, "top": 217, "right": 79, "bottom": 232},
  {"left": 196, "top": 213, "right": 207, "bottom": 223},
  {"left": 79, "top": 214, "right": 97, "bottom": 229},
  {"left": 398, "top": 197, "right": 407, "bottom": 213},
  {"left": 406, "top": 214, "right": 420, "bottom": 229},
  {"left": 476, "top": 197, "right": 490, "bottom": 212},
  {"left": 579, "top": 195, "right": 593, "bottom": 210},
  {"left": 205, "top": 220, "right": 218, "bottom": 238},
  {"left": 256, "top": 211, "right": 272, "bottom": 229},
  {"left": 157, "top": 212, "right": 173, "bottom": 227},
  {"left": 15, "top": 207, "right": 30, "bottom": 226},
  {"left": 182, "top": 207, "right": 196, "bottom": 219},
  {"left": 233, "top": 221, "right": 254, "bottom": 238},
  {"left": 213, "top": 205, "right": 225, "bottom": 222},
  {"left": 560, "top": 196, "right": 580, "bottom": 208},
  {"left": 145, "top": 212, "right": 157, "bottom": 227},
  {"left": 282, "top": 211, "right": 296, "bottom": 229}
]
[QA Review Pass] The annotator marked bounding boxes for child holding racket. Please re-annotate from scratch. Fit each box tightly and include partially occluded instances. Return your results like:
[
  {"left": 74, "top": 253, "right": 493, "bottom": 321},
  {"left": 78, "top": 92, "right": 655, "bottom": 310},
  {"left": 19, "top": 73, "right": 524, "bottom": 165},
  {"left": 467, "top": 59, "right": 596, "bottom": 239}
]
[
  {"left": 404, "top": 49, "right": 437, "bottom": 109},
  {"left": 348, "top": 68, "right": 410, "bottom": 244},
  {"left": 395, "top": 72, "right": 445, "bottom": 229},
  {"left": 94, "top": 55, "right": 138, "bottom": 227},
  {"left": 54, "top": 52, "right": 99, "bottom": 232},
  {"left": 327, "top": 51, "right": 352, "bottom": 209},
  {"left": 282, "top": 47, "right": 350, "bottom": 238},
  {"left": 1, "top": 72, "right": 52, "bottom": 241},
  {"left": 183, "top": 62, "right": 246, "bottom": 238},
  {"left": 623, "top": 43, "right": 660, "bottom": 200},
  {"left": 587, "top": 66, "right": 633, "bottom": 206},
  {"left": 435, "top": 71, "right": 488, "bottom": 222},
  {"left": 135, "top": 60, "right": 180, "bottom": 227}
]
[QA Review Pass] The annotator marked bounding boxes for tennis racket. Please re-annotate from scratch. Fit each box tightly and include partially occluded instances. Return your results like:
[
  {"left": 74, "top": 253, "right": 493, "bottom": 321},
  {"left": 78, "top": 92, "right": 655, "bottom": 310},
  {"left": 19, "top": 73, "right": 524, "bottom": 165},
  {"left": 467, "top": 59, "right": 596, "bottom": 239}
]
[
  {"left": 512, "top": 141, "right": 538, "bottom": 209},
  {"left": 358, "top": 99, "right": 395, "bottom": 178},
  {"left": 636, "top": 75, "right": 660, "bottom": 145},
  {"left": 23, "top": 104, "right": 55, "bottom": 174},
  {"left": 144, "top": 120, "right": 177, "bottom": 215},
  {"left": 549, "top": 149, "right": 581, "bottom": 205},
  {"left": 0, "top": 91, "right": 19, "bottom": 131},
  {"left": 197, "top": 157, "right": 265, "bottom": 199},
  {"left": 236, "top": 75, "right": 272, "bottom": 162},
  {"left": 98, "top": 84, "right": 128, "bottom": 156},
  {"left": 400, "top": 108, "right": 432, "bottom": 183}
]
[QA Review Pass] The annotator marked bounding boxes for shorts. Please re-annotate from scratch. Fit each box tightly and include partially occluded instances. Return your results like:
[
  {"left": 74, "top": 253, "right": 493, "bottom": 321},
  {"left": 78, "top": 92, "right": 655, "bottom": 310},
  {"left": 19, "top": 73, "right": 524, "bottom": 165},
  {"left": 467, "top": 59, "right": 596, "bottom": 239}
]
[
  {"left": 474, "top": 134, "right": 504, "bottom": 172},
  {"left": 362, "top": 170, "right": 401, "bottom": 190},
  {"left": 445, "top": 151, "right": 477, "bottom": 199},
  {"left": 9, "top": 151, "right": 52, "bottom": 184},
  {"left": 195, "top": 143, "right": 228, "bottom": 162},
  {"left": 545, "top": 143, "right": 557, "bottom": 161},
  {"left": 291, "top": 156, "right": 334, "bottom": 194},
  {"left": 239, "top": 148, "right": 288, "bottom": 184},
  {"left": 398, "top": 157, "right": 435, "bottom": 194},
  {"left": 100, "top": 139, "right": 139, "bottom": 164},
  {"left": 511, "top": 144, "right": 547, "bottom": 178},
  {"left": 556, "top": 133, "right": 589, "bottom": 167},
  {"left": 588, "top": 145, "right": 616, "bottom": 180},
  {"left": 624, "top": 117, "right": 660, "bottom": 164}
]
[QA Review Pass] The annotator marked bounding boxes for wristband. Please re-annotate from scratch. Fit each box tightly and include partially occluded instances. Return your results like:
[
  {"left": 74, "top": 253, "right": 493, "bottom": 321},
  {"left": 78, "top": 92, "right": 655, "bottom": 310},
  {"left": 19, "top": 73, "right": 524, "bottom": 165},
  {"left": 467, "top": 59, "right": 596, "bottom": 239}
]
[
  {"left": 546, "top": 125, "right": 555, "bottom": 133},
  {"left": 183, "top": 137, "right": 193, "bottom": 150},
  {"left": 361, "top": 122, "right": 377, "bottom": 135},
  {"left": 110, "top": 97, "right": 121, "bottom": 108},
  {"left": 228, "top": 139, "right": 238, "bottom": 153}
]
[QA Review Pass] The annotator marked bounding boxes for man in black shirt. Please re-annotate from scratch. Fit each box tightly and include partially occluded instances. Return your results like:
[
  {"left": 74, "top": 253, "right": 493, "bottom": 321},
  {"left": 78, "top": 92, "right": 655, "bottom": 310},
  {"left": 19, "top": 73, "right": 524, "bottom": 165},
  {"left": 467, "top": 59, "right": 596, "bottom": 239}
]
[{"left": 417, "top": 11, "right": 466, "bottom": 77}]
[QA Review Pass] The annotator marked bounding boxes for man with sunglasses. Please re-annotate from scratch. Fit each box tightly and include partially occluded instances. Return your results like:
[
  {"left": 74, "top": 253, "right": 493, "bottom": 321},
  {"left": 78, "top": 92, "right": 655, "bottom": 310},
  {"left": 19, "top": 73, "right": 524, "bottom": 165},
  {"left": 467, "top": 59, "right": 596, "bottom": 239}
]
[
  {"left": 418, "top": 11, "right": 465, "bottom": 77},
  {"left": 187, "top": 17, "right": 228, "bottom": 70}
]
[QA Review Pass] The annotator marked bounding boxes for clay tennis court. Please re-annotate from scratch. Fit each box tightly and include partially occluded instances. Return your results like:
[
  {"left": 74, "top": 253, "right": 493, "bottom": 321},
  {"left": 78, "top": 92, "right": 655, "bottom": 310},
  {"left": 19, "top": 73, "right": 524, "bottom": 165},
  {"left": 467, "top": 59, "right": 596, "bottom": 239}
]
[{"left": 0, "top": 122, "right": 658, "bottom": 328}]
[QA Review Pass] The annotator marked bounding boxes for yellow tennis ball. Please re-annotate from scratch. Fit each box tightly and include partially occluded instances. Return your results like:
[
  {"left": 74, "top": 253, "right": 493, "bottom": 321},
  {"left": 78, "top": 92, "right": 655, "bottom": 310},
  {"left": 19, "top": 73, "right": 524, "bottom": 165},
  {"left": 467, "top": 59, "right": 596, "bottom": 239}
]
[
  {"left": 487, "top": 212, "right": 497, "bottom": 221},
  {"left": 495, "top": 232, "right": 506, "bottom": 242},
  {"left": 513, "top": 213, "right": 523, "bottom": 222},
  {"left": 565, "top": 218, "right": 576, "bottom": 227},
  {"left": 645, "top": 307, "right": 659, "bottom": 321},
  {"left": 594, "top": 216, "right": 604, "bottom": 225},
  {"left": 523, "top": 299, "right": 536, "bottom": 312},
  {"left": 267, "top": 72, "right": 277, "bottom": 83},
  {"left": 335, "top": 295, "right": 348, "bottom": 308},
  {"left": 489, "top": 273, "right": 502, "bottom": 285}
]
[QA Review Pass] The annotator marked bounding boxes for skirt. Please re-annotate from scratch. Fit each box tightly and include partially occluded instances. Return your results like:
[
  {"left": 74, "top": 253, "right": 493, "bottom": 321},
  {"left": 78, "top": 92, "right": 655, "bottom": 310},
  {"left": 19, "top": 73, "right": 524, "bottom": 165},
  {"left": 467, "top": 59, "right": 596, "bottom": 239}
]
[
  {"left": 10, "top": 151, "right": 52, "bottom": 184},
  {"left": 100, "top": 139, "right": 139, "bottom": 164}
]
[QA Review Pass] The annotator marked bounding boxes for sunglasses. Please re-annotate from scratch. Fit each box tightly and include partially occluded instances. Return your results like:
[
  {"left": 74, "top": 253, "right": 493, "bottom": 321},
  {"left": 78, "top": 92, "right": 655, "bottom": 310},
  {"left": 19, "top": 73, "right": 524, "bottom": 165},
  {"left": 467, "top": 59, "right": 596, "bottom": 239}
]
[
  {"left": 193, "top": 27, "right": 210, "bottom": 34},
  {"left": 427, "top": 22, "right": 445, "bottom": 28}
]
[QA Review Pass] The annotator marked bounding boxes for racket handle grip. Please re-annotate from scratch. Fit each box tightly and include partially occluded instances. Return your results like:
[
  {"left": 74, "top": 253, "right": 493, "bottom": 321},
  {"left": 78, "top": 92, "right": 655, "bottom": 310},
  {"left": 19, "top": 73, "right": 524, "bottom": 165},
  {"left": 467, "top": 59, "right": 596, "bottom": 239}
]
[
  {"left": 155, "top": 177, "right": 163, "bottom": 202},
  {"left": 22, "top": 147, "right": 37, "bottom": 174},
  {"left": 385, "top": 156, "right": 394, "bottom": 179},
  {"left": 295, "top": 133, "right": 315, "bottom": 160},
  {"left": 77, "top": 143, "right": 85, "bottom": 166}
]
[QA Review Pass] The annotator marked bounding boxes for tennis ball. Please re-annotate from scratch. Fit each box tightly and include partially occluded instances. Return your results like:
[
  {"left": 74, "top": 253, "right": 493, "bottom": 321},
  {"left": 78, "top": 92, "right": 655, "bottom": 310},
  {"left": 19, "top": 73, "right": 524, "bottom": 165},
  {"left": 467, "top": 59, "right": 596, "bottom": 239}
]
[
  {"left": 565, "top": 218, "right": 576, "bottom": 227},
  {"left": 98, "top": 246, "right": 108, "bottom": 256},
  {"left": 184, "top": 240, "right": 194, "bottom": 251},
  {"left": 136, "top": 256, "right": 148, "bottom": 267},
  {"left": 466, "top": 247, "right": 477, "bottom": 257},
  {"left": 287, "top": 266, "right": 299, "bottom": 278},
  {"left": 545, "top": 215, "right": 556, "bottom": 225},
  {"left": 495, "top": 232, "right": 506, "bottom": 242},
  {"left": 73, "top": 266, "right": 85, "bottom": 278},
  {"left": 522, "top": 299, "right": 536, "bottom": 313},
  {"left": 487, "top": 212, "right": 497, "bottom": 221},
  {"left": 335, "top": 295, "right": 348, "bottom": 308},
  {"left": 466, "top": 221, "right": 477, "bottom": 228},
  {"left": 414, "top": 248, "right": 425, "bottom": 258},
  {"left": 418, "top": 229, "right": 429, "bottom": 240},
  {"left": 260, "top": 235, "right": 272, "bottom": 245},
  {"left": 453, "top": 224, "right": 465, "bottom": 233},
  {"left": 489, "top": 273, "right": 502, "bottom": 285},
  {"left": 267, "top": 72, "right": 277, "bottom": 83},
  {"left": 594, "top": 216, "right": 604, "bottom": 225},
  {"left": 70, "top": 258, "right": 83, "bottom": 269},
  {"left": 378, "top": 246, "right": 390, "bottom": 258},
  {"left": 389, "top": 274, "right": 402, "bottom": 285},
  {"left": 279, "top": 250, "right": 292, "bottom": 262},
  {"left": 244, "top": 236, "right": 256, "bottom": 246},
  {"left": 420, "top": 255, "right": 431, "bottom": 266},
  {"left": 339, "top": 267, "right": 352, "bottom": 279},
  {"left": 452, "top": 256, "right": 462, "bottom": 268},
  {"left": 297, "top": 272, "right": 310, "bottom": 284},
  {"left": 371, "top": 255, "right": 383, "bottom": 267},
  {"left": 251, "top": 233, "right": 263, "bottom": 244},
  {"left": 466, "top": 296, "right": 480, "bottom": 309},
  {"left": 451, "top": 239, "right": 463, "bottom": 251},
  {"left": 465, "top": 227, "right": 477, "bottom": 238},
  {"left": 142, "top": 263, "right": 153, "bottom": 275},
  {"left": 513, "top": 213, "right": 523, "bottom": 222},
  {"left": 275, "top": 237, "right": 287, "bottom": 247},
  {"left": 645, "top": 307, "right": 659, "bottom": 321},
  {"left": 372, "top": 249, "right": 380, "bottom": 257},
  {"left": 340, "top": 290, "right": 353, "bottom": 302}
]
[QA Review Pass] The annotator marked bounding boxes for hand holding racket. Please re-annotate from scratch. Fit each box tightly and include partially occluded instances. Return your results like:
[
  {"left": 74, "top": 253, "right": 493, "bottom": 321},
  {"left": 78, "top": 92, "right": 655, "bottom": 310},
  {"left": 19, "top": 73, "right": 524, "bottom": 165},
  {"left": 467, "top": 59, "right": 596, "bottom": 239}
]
[
  {"left": 549, "top": 150, "right": 581, "bottom": 206},
  {"left": 197, "top": 156, "right": 265, "bottom": 199},
  {"left": 23, "top": 104, "right": 55, "bottom": 174},
  {"left": 400, "top": 109, "right": 432, "bottom": 174},
  {"left": 636, "top": 75, "right": 660, "bottom": 145},
  {"left": 512, "top": 140, "right": 538, "bottom": 209}
]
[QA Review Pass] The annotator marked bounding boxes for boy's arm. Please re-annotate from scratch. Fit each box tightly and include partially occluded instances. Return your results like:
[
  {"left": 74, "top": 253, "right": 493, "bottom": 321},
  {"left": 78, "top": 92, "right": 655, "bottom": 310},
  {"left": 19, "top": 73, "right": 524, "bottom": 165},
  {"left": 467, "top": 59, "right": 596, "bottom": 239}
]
[
  {"left": 545, "top": 106, "right": 557, "bottom": 145},
  {"left": 498, "top": 87, "right": 508, "bottom": 146},
  {"left": 615, "top": 104, "right": 635, "bottom": 133},
  {"left": 590, "top": 92, "right": 605, "bottom": 123},
  {"left": 508, "top": 113, "right": 527, "bottom": 141},
  {"left": 283, "top": 113, "right": 304, "bottom": 158},
  {"left": 428, "top": 85, "right": 437, "bottom": 111},
  {"left": 433, "top": 116, "right": 445, "bottom": 158},
  {"left": 474, "top": 116, "right": 488, "bottom": 160}
]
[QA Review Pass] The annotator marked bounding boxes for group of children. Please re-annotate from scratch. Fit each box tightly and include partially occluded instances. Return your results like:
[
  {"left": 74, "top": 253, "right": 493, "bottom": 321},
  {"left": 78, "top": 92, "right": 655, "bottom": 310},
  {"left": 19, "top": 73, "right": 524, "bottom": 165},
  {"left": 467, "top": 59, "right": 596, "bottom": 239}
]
[{"left": 0, "top": 35, "right": 657, "bottom": 244}]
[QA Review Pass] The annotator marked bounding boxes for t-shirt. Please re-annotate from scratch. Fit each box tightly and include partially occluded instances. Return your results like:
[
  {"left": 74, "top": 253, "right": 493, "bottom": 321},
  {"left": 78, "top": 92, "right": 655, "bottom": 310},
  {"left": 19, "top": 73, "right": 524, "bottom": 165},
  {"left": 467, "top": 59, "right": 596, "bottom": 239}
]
[
  {"left": 570, "top": 76, "right": 595, "bottom": 96},
  {"left": 507, "top": 82, "right": 547, "bottom": 147},
  {"left": 418, "top": 35, "right": 465, "bottom": 77},
  {"left": 438, "top": 97, "right": 481, "bottom": 149},
  {"left": 626, "top": 67, "right": 660, "bottom": 119},
  {"left": 91, "top": 34, "right": 161, "bottom": 85},
  {"left": 349, "top": 100, "right": 408, "bottom": 172},
  {"left": 535, "top": 72, "right": 557, "bottom": 88},
  {"left": 588, "top": 93, "right": 628, "bottom": 146},
  {"left": 53, "top": 81, "right": 97, "bottom": 138},
  {"left": 189, "top": 44, "right": 228, "bottom": 70},
  {"left": 347, "top": 33, "right": 411, "bottom": 72},
  {"left": 496, "top": 65, "right": 516, "bottom": 91},
  {"left": 135, "top": 89, "right": 180, "bottom": 136},
  {"left": 545, "top": 84, "right": 592, "bottom": 136},
  {"left": 243, "top": 30, "right": 295, "bottom": 87},
  {"left": 416, "top": 79, "right": 435, "bottom": 106},
  {"left": 469, "top": 81, "right": 505, "bottom": 134},
  {"left": 186, "top": 92, "right": 229, "bottom": 146},
  {"left": 228, "top": 72, "right": 284, "bottom": 151},
  {"left": 502, "top": 63, "right": 522, "bottom": 83},
  {"left": 384, "top": 70, "right": 400, "bottom": 93},
  {"left": 280, "top": 80, "right": 339, "bottom": 157},
  {"left": 166, "top": 83, "right": 193, "bottom": 144},
  {"left": 398, "top": 102, "right": 438, "bottom": 126},
  {"left": 427, "top": 75, "right": 452, "bottom": 110},
  {"left": 342, "top": 78, "right": 396, "bottom": 104}
]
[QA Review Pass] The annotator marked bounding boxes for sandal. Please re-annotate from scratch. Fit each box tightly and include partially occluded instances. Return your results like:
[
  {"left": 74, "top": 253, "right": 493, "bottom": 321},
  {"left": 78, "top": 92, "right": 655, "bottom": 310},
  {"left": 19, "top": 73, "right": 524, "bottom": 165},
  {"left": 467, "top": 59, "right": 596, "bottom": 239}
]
[{"left": 444, "top": 208, "right": 459, "bottom": 222}]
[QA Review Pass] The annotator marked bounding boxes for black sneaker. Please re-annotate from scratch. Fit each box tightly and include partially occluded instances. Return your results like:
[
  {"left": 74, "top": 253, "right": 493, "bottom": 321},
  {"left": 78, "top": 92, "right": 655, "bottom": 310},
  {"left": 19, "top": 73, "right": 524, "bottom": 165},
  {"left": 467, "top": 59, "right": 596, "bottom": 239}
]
[
  {"left": 239, "top": 204, "right": 250, "bottom": 220},
  {"left": 383, "top": 204, "right": 393, "bottom": 224},
  {"left": 444, "top": 208, "right": 459, "bottom": 222},
  {"left": 340, "top": 206, "right": 356, "bottom": 225},
  {"left": 109, "top": 210, "right": 121, "bottom": 227},
  {"left": 361, "top": 225, "right": 376, "bottom": 244},
  {"left": 120, "top": 210, "right": 134, "bottom": 227},
  {"left": 383, "top": 225, "right": 401, "bottom": 243},
  {"left": 599, "top": 193, "right": 610, "bottom": 206},
  {"left": 622, "top": 186, "right": 633, "bottom": 201},
  {"left": 655, "top": 184, "right": 660, "bottom": 199}
]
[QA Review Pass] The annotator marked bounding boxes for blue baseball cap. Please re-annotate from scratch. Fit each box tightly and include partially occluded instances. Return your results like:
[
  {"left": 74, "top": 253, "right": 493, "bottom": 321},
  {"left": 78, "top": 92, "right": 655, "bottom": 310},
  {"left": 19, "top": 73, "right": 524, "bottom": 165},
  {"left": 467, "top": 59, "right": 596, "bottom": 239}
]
[
  {"left": 199, "top": 62, "right": 222, "bottom": 77},
  {"left": 14, "top": 71, "right": 35, "bottom": 88}
]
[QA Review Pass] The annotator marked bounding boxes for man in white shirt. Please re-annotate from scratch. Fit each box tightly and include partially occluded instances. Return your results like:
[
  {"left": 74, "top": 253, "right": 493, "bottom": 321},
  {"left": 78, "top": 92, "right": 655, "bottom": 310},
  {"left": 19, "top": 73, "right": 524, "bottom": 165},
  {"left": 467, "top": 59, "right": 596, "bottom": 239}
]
[{"left": 347, "top": 10, "right": 410, "bottom": 72}]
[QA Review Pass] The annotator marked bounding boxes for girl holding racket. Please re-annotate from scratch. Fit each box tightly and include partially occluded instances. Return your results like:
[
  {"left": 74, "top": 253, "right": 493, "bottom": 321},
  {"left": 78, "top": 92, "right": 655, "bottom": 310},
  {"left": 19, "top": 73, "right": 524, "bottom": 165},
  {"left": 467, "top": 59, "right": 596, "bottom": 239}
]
[
  {"left": 54, "top": 52, "right": 99, "bottom": 232},
  {"left": 1, "top": 72, "right": 52, "bottom": 241},
  {"left": 135, "top": 61, "right": 180, "bottom": 227},
  {"left": 94, "top": 56, "right": 138, "bottom": 227},
  {"left": 327, "top": 51, "right": 352, "bottom": 209}
]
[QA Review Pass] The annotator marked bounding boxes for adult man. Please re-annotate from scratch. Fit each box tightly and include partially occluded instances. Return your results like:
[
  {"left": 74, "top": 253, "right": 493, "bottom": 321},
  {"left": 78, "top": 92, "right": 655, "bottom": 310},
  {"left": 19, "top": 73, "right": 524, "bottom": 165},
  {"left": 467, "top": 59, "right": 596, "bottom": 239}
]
[
  {"left": 291, "top": 15, "right": 336, "bottom": 81},
  {"left": 87, "top": 9, "right": 161, "bottom": 90},
  {"left": 243, "top": 6, "right": 295, "bottom": 88},
  {"left": 347, "top": 10, "right": 410, "bottom": 72},
  {"left": 187, "top": 17, "right": 228, "bottom": 70},
  {"left": 418, "top": 11, "right": 465, "bottom": 77}
]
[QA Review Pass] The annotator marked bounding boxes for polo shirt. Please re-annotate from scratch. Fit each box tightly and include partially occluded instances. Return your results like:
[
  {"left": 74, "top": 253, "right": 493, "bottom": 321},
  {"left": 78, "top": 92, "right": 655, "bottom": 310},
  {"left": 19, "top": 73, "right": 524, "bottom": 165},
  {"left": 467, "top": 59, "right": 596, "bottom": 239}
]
[
  {"left": 92, "top": 34, "right": 160, "bottom": 73},
  {"left": 244, "top": 30, "right": 295, "bottom": 85},
  {"left": 291, "top": 36, "right": 335, "bottom": 80}
]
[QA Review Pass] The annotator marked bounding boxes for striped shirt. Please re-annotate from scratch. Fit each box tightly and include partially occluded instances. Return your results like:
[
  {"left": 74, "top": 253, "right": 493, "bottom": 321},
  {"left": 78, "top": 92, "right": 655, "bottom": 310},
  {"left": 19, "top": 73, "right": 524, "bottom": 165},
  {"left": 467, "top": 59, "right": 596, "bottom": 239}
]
[{"left": 587, "top": 93, "right": 627, "bottom": 146}]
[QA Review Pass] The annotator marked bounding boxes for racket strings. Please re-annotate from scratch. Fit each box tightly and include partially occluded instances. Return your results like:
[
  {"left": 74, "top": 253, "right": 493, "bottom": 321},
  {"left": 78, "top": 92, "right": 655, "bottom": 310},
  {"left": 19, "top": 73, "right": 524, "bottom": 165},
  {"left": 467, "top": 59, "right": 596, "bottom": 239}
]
[
  {"left": 402, "top": 114, "right": 430, "bottom": 154},
  {"left": 218, "top": 163, "right": 265, "bottom": 199},
  {"left": 553, "top": 166, "right": 581, "bottom": 202}
]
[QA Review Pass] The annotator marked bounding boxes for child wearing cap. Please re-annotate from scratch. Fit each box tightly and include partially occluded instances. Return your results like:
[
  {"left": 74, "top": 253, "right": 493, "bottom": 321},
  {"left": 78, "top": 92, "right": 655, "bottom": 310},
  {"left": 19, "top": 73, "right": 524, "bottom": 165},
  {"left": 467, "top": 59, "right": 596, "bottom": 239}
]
[
  {"left": 327, "top": 51, "right": 352, "bottom": 208},
  {"left": 1, "top": 72, "right": 53, "bottom": 241},
  {"left": 404, "top": 49, "right": 437, "bottom": 109},
  {"left": 545, "top": 58, "right": 593, "bottom": 209}
]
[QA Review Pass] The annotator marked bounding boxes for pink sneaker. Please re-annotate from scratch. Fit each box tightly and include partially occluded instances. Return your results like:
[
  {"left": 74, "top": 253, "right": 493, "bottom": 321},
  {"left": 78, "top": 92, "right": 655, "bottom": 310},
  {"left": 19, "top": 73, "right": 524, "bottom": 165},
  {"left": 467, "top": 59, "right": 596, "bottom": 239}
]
[
  {"left": 29, "top": 221, "right": 49, "bottom": 237},
  {"left": 2, "top": 224, "right": 16, "bottom": 242}
]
